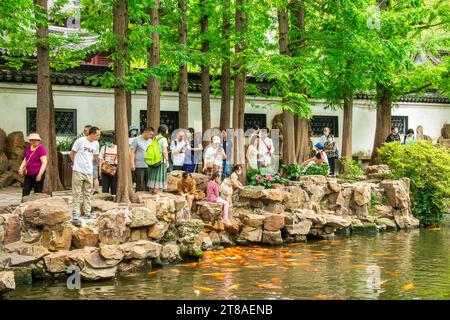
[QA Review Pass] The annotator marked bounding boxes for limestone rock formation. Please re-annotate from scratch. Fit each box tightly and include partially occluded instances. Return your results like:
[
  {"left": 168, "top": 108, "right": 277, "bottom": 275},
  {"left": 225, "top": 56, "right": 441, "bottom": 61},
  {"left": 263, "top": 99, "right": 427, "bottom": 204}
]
[
  {"left": 98, "top": 210, "right": 129, "bottom": 245},
  {"left": 0, "top": 271, "right": 15, "bottom": 296}
]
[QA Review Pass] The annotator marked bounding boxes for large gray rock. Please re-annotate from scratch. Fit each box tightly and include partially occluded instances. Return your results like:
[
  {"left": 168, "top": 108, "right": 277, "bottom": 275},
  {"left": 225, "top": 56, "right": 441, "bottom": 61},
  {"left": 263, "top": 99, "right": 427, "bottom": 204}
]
[
  {"left": 118, "top": 240, "right": 162, "bottom": 260},
  {"left": 238, "top": 226, "right": 262, "bottom": 242},
  {"left": 98, "top": 210, "right": 129, "bottom": 245},
  {"left": 241, "top": 213, "right": 264, "bottom": 228},
  {"left": 262, "top": 188, "right": 287, "bottom": 202},
  {"left": 40, "top": 224, "right": 73, "bottom": 251},
  {"left": 285, "top": 220, "right": 312, "bottom": 236},
  {"left": 130, "top": 207, "right": 158, "bottom": 228},
  {"left": 43, "top": 250, "right": 79, "bottom": 274},
  {"left": 3, "top": 241, "right": 50, "bottom": 260},
  {"left": 299, "top": 175, "right": 327, "bottom": 186},
  {"left": 218, "top": 231, "right": 235, "bottom": 246},
  {"left": 80, "top": 265, "right": 117, "bottom": 281},
  {"left": 72, "top": 226, "right": 99, "bottom": 248},
  {"left": 199, "top": 232, "right": 213, "bottom": 250},
  {"left": 23, "top": 198, "right": 71, "bottom": 226},
  {"left": 262, "top": 230, "right": 283, "bottom": 246},
  {"left": 84, "top": 251, "right": 113, "bottom": 269},
  {"left": 43, "top": 247, "right": 102, "bottom": 274},
  {"left": 377, "top": 217, "right": 398, "bottom": 231},
  {"left": 263, "top": 214, "right": 285, "bottom": 231},
  {"left": 0, "top": 271, "right": 15, "bottom": 296},
  {"left": 380, "top": 180, "right": 411, "bottom": 209},
  {"left": 198, "top": 201, "right": 223, "bottom": 222},
  {"left": 239, "top": 186, "right": 265, "bottom": 199},
  {"left": 325, "top": 215, "right": 352, "bottom": 228},
  {"left": 161, "top": 243, "right": 181, "bottom": 263},
  {"left": 99, "top": 245, "right": 125, "bottom": 264},
  {"left": 148, "top": 221, "right": 169, "bottom": 240},
  {"left": 91, "top": 200, "right": 119, "bottom": 213},
  {"left": 327, "top": 179, "right": 341, "bottom": 193},
  {"left": 8, "top": 254, "right": 39, "bottom": 267},
  {"left": 353, "top": 184, "right": 371, "bottom": 206},
  {"left": 393, "top": 209, "right": 420, "bottom": 229},
  {"left": 117, "top": 259, "right": 147, "bottom": 273},
  {"left": 374, "top": 205, "right": 394, "bottom": 218}
]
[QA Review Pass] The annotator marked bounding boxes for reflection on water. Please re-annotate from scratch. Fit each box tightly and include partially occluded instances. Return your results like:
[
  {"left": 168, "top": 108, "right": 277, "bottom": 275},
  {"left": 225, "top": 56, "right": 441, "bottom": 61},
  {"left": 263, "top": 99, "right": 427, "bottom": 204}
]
[{"left": 4, "top": 228, "right": 450, "bottom": 300}]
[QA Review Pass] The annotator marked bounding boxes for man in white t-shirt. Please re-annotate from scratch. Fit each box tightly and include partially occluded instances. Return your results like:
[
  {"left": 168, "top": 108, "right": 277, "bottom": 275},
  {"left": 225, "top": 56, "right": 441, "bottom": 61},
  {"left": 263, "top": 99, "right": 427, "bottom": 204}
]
[
  {"left": 70, "top": 126, "right": 101, "bottom": 225},
  {"left": 170, "top": 130, "right": 190, "bottom": 171}
]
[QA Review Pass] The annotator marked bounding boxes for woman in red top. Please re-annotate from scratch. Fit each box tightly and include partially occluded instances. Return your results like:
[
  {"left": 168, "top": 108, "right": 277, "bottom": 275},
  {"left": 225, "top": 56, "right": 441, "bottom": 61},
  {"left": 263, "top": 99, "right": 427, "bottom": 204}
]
[{"left": 18, "top": 133, "right": 48, "bottom": 196}]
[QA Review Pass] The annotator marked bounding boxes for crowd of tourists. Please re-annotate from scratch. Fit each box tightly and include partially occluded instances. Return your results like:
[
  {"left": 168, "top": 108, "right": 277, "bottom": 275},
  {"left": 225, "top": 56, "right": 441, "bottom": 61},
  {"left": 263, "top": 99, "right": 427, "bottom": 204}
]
[{"left": 17, "top": 121, "right": 417, "bottom": 227}]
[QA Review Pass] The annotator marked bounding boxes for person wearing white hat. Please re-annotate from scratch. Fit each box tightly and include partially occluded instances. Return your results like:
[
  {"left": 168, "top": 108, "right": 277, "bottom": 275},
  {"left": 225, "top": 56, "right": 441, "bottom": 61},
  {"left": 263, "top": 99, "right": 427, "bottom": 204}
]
[
  {"left": 18, "top": 133, "right": 48, "bottom": 196},
  {"left": 203, "top": 135, "right": 226, "bottom": 178}
]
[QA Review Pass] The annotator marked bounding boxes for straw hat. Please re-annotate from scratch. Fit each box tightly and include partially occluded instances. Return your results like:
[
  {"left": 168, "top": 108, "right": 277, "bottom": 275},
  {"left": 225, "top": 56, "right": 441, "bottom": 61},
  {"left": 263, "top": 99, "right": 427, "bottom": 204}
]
[
  {"left": 212, "top": 136, "right": 221, "bottom": 144},
  {"left": 28, "top": 133, "right": 41, "bottom": 141}
]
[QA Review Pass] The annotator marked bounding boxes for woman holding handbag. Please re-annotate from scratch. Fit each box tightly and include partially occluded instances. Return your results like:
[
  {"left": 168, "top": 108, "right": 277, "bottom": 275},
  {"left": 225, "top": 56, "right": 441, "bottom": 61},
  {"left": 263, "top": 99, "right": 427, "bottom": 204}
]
[
  {"left": 99, "top": 135, "right": 118, "bottom": 195},
  {"left": 324, "top": 134, "right": 339, "bottom": 176},
  {"left": 18, "top": 133, "right": 48, "bottom": 197}
]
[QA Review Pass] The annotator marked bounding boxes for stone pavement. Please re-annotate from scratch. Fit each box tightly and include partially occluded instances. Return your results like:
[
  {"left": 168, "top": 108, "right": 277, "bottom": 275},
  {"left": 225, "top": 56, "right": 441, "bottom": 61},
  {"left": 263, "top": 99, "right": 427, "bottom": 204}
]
[{"left": 0, "top": 187, "right": 72, "bottom": 207}]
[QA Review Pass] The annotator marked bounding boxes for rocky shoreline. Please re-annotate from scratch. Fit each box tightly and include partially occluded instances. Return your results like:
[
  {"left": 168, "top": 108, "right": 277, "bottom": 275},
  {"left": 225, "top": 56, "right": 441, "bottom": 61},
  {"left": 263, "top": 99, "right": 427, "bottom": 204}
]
[{"left": 0, "top": 168, "right": 420, "bottom": 295}]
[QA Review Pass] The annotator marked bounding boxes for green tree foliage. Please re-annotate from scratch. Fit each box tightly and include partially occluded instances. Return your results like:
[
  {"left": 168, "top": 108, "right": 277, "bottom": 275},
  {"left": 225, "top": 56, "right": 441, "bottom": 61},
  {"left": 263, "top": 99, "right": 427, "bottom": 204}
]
[
  {"left": 0, "top": 0, "right": 85, "bottom": 70},
  {"left": 377, "top": 141, "right": 450, "bottom": 226}
]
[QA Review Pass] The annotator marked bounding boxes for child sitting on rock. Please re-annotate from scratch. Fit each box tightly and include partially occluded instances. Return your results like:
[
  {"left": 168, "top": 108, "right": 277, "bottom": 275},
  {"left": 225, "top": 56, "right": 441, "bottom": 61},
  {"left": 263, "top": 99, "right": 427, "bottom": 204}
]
[
  {"left": 206, "top": 172, "right": 231, "bottom": 225},
  {"left": 177, "top": 171, "right": 205, "bottom": 218},
  {"left": 220, "top": 165, "right": 244, "bottom": 208}
]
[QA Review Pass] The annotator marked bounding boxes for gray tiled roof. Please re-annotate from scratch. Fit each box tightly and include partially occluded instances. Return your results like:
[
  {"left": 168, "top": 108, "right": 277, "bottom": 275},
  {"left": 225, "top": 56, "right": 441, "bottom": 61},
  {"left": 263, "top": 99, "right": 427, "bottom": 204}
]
[{"left": 0, "top": 65, "right": 448, "bottom": 104}]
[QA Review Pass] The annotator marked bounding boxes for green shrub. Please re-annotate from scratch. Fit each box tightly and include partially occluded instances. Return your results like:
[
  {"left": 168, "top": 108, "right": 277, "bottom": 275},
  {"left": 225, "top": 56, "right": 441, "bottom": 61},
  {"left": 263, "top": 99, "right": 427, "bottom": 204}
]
[
  {"left": 412, "top": 184, "right": 446, "bottom": 227},
  {"left": 282, "top": 163, "right": 329, "bottom": 180},
  {"left": 377, "top": 141, "right": 450, "bottom": 227},
  {"left": 304, "top": 163, "right": 330, "bottom": 176},
  {"left": 338, "top": 156, "right": 364, "bottom": 181},
  {"left": 246, "top": 168, "right": 286, "bottom": 189},
  {"left": 283, "top": 163, "right": 302, "bottom": 180}
]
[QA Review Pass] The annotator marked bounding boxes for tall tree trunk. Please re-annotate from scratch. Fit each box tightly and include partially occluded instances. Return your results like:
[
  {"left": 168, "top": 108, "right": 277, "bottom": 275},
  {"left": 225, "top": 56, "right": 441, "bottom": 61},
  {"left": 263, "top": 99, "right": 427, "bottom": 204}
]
[
  {"left": 126, "top": 90, "right": 132, "bottom": 126},
  {"left": 219, "top": 0, "right": 231, "bottom": 131},
  {"left": 294, "top": 116, "right": 310, "bottom": 162},
  {"left": 370, "top": 84, "right": 392, "bottom": 164},
  {"left": 147, "top": 0, "right": 160, "bottom": 130},
  {"left": 341, "top": 92, "right": 353, "bottom": 158},
  {"left": 178, "top": 0, "right": 189, "bottom": 129},
  {"left": 278, "top": 8, "right": 295, "bottom": 165},
  {"left": 34, "top": 0, "right": 62, "bottom": 194},
  {"left": 114, "top": 0, "right": 135, "bottom": 203},
  {"left": 233, "top": 0, "right": 246, "bottom": 165},
  {"left": 200, "top": 0, "right": 211, "bottom": 144},
  {"left": 370, "top": 0, "right": 390, "bottom": 164},
  {"left": 292, "top": 0, "right": 310, "bottom": 163}
]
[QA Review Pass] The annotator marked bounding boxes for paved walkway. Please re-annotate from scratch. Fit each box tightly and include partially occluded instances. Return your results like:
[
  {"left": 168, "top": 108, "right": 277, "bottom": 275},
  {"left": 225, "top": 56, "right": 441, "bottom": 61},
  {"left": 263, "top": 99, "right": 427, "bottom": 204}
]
[{"left": 0, "top": 187, "right": 72, "bottom": 207}]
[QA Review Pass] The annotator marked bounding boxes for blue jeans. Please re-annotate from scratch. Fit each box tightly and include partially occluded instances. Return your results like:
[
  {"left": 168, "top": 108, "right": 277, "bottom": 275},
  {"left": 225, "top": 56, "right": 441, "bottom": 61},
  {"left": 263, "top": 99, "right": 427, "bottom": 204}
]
[{"left": 222, "top": 162, "right": 232, "bottom": 181}]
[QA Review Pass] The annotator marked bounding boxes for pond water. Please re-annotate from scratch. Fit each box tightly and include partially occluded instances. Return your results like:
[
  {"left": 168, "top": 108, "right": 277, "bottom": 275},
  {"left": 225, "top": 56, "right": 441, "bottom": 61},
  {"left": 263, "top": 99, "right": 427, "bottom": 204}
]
[{"left": 4, "top": 228, "right": 450, "bottom": 300}]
